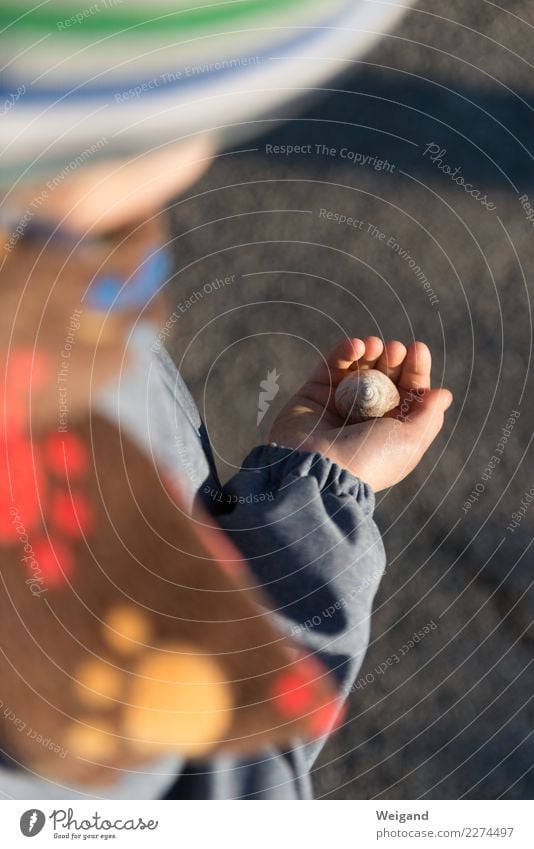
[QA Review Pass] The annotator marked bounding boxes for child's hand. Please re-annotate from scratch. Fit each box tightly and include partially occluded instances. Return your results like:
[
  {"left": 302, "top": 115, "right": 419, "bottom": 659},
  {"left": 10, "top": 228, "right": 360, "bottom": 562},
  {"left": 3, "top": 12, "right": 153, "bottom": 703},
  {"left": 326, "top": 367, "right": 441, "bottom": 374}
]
[{"left": 269, "top": 337, "right": 453, "bottom": 492}]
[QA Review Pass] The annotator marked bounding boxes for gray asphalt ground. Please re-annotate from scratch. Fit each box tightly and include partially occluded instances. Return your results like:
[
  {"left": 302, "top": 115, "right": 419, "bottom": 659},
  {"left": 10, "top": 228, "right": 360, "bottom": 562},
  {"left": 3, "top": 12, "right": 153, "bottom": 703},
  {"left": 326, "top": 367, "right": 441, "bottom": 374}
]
[{"left": 168, "top": 1, "right": 534, "bottom": 798}]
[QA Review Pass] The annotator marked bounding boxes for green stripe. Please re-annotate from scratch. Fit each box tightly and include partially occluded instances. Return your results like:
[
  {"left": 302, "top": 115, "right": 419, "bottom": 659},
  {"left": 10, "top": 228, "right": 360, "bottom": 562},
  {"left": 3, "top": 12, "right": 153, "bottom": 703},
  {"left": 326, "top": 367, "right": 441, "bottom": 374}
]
[{"left": 0, "top": 0, "right": 311, "bottom": 36}]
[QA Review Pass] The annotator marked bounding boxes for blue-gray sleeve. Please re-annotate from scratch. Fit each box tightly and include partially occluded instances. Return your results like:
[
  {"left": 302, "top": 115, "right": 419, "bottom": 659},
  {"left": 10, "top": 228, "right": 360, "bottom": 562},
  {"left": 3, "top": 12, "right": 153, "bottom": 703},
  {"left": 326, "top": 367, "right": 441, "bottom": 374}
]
[{"left": 212, "top": 444, "right": 386, "bottom": 766}]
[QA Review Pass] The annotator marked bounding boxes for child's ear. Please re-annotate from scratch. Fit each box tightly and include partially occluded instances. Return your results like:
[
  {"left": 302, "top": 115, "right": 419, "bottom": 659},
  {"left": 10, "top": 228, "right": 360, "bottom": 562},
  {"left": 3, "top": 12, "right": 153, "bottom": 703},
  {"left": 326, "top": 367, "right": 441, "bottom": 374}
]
[{"left": 0, "top": 214, "right": 170, "bottom": 431}]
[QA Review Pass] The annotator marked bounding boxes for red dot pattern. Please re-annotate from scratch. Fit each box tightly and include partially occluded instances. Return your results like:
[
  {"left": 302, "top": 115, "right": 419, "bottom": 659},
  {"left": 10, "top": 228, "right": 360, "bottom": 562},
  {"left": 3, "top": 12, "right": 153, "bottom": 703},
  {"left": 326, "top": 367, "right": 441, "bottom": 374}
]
[
  {"left": 0, "top": 350, "right": 94, "bottom": 586},
  {"left": 50, "top": 491, "right": 94, "bottom": 538},
  {"left": 33, "top": 537, "right": 75, "bottom": 586},
  {"left": 273, "top": 669, "right": 316, "bottom": 717},
  {"left": 307, "top": 699, "right": 345, "bottom": 738},
  {"left": 273, "top": 656, "right": 344, "bottom": 739},
  {"left": 0, "top": 434, "right": 44, "bottom": 542},
  {"left": 43, "top": 433, "right": 89, "bottom": 479}
]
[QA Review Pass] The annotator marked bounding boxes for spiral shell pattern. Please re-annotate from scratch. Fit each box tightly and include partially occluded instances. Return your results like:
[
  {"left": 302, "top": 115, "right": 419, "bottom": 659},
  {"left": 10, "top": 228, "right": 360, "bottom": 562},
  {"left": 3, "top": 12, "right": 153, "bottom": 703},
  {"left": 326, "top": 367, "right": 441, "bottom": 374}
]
[{"left": 335, "top": 368, "right": 400, "bottom": 424}]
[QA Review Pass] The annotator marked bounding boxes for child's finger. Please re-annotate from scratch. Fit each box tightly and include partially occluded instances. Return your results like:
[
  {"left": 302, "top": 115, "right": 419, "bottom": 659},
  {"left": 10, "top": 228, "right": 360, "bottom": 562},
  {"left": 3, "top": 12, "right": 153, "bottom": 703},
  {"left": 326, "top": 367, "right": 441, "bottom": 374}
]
[
  {"left": 398, "top": 341, "right": 432, "bottom": 391},
  {"left": 376, "top": 340, "right": 407, "bottom": 382},
  {"left": 355, "top": 336, "right": 384, "bottom": 370},
  {"left": 308, "top": 337, "right": 365, "bottom": 385},
  {"left": 406, "top": 388, "right": 453, "bottom": 446}
]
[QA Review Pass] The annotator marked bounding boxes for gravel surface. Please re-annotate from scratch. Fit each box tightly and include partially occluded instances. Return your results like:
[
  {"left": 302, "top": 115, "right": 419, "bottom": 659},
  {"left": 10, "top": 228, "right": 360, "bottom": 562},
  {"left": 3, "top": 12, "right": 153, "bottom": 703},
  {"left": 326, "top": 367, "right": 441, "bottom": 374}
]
[{"left": 168, "top": 0, "right": 534, "bottom": 799}]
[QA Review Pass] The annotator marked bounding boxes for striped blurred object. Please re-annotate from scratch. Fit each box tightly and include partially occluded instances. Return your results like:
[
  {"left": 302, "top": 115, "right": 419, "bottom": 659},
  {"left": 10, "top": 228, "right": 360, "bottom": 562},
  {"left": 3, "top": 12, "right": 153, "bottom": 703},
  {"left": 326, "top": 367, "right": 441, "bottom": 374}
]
[{"left": 0, "top": 0, "right": 415, "bottom": 186}]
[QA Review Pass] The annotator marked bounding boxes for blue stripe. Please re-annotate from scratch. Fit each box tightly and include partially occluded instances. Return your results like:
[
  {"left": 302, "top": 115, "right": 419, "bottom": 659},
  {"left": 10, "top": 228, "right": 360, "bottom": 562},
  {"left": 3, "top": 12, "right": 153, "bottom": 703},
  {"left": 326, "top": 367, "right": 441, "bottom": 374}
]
[{"left": 0, "top": 1, "right": 356, "bottom": 102}]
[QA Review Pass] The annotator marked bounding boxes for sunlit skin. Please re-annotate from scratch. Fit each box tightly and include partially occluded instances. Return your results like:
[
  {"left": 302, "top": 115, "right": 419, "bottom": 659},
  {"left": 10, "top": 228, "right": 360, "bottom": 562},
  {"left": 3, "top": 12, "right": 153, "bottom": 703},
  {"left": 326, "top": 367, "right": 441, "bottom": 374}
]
[{"left": 270, "top": 337, "right": 453, "bottom": 492}]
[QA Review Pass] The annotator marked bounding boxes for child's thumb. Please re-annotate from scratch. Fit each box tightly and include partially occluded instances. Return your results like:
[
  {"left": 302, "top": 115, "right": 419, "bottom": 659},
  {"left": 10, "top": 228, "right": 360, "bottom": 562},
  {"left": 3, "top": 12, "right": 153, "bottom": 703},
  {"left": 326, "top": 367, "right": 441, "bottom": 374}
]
[{"left": 406, "top": 388, "right": 453, "bottom": 443}]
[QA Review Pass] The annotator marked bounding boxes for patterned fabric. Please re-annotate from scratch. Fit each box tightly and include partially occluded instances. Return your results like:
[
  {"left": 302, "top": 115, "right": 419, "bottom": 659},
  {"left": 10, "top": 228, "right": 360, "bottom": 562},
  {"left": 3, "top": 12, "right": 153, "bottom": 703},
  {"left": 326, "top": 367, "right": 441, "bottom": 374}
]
[
  {"left": 0, "top": 327, "right": 386, "bottom": 799},
  {"left": 0, "top": 0, "right": 414, "bottom": 185}
]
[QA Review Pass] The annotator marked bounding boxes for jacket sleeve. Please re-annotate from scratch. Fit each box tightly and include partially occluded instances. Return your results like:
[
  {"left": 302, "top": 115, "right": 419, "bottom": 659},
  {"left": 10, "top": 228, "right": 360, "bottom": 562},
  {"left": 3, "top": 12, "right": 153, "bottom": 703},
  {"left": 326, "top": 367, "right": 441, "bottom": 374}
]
[{"left": 210, "top": 443, "right": 387, "bottom": 767}]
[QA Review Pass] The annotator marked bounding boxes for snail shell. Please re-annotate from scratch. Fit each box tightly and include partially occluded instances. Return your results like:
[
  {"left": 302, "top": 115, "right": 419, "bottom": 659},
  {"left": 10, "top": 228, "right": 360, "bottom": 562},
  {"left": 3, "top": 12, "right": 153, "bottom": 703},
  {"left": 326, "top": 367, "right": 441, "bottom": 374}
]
[{"left": 335, "top": 368, "right": 400, "bottom": 424}]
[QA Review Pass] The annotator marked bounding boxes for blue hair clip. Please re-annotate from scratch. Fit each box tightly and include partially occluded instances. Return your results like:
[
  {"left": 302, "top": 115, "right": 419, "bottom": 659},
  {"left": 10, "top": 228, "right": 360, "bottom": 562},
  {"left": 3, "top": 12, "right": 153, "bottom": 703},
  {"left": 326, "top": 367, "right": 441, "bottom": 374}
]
[{"left": 87, "top": 246, "right": 172, "bottom": 311}]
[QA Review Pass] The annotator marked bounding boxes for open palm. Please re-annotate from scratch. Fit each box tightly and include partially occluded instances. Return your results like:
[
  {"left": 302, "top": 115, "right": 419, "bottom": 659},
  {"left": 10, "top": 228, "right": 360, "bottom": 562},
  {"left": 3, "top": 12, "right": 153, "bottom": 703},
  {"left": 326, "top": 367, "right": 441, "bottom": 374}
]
[{"left": 269, "top": 336, "right": 452, "bottom": 492}]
